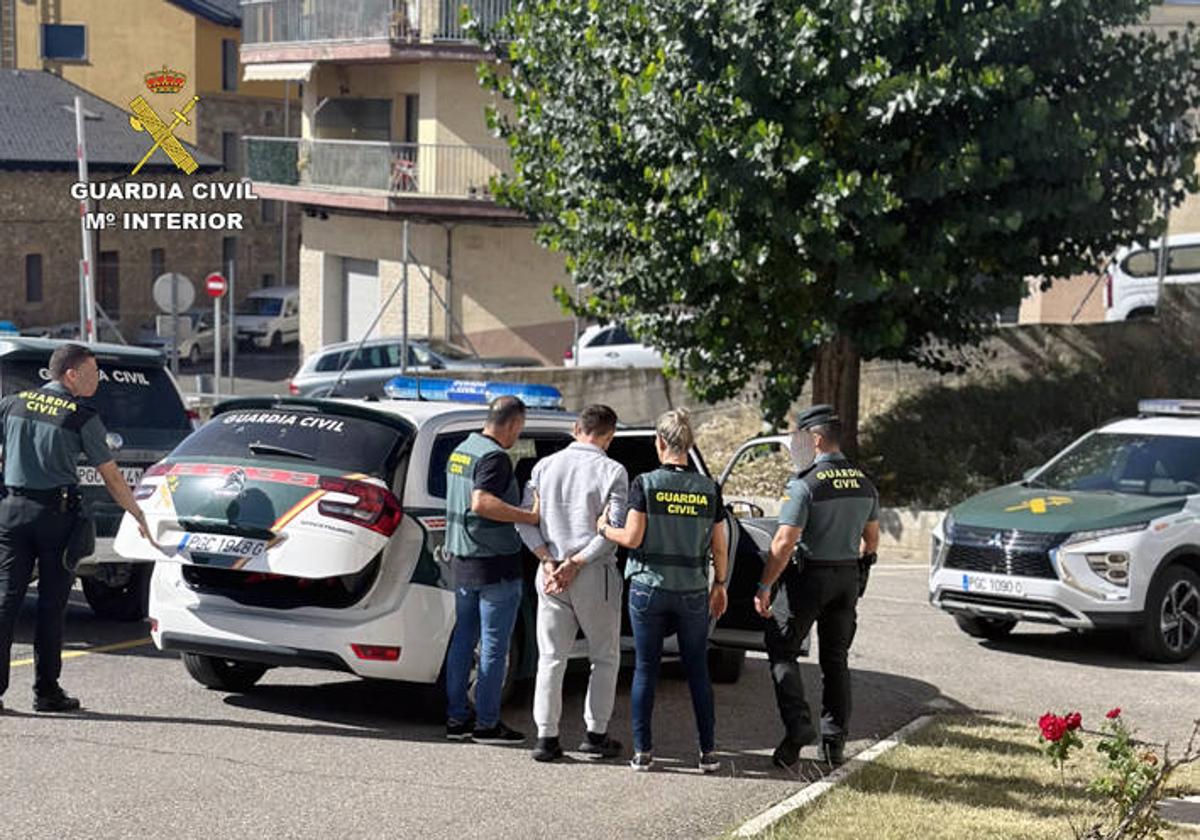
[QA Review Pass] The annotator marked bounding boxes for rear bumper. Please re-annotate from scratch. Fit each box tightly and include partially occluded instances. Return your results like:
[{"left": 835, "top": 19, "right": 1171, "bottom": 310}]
[
  {"left": 159, "top": 632, "right": 352, "bottom": 673},
  {"left": 149, "top": 563, "right": 454, "bottom": 683}
]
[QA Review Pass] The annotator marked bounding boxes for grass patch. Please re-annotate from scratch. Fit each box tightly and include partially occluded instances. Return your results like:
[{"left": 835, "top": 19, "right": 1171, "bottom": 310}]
[{"left": 746, "top": 715, "right": 1200, "bottom": 840}]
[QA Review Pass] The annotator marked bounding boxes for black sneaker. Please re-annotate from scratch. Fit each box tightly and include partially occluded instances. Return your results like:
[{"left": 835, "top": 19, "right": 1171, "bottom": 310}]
[
  {"left": 699, "top": 752, "right": 721, "bottom": 773},
  {"left": 473, "top": 721, "right": 526, "bottom": 744},
  {"left": 578, "top": 731, "right": 623, "bottom": 759},
  {"left": 629, "top": 752, "right": 654, "bottom": 772},
  {"left": 446, "top": 717, "right": 475, "bottom": 741},
  {"left": 33, "top": 690, "right": 80, "bottom": 713},
  {"left": 532, "top": 736, "right": 564, "bottom": 762},
  {"left": 821, "top": 738, "right": 846, "bottom": 767}
]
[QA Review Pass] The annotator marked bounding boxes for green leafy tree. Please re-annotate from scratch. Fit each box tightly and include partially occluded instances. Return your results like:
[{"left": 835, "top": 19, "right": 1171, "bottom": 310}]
[{"left": 478, "top": 0, "right": 1200, "bottom": 450}]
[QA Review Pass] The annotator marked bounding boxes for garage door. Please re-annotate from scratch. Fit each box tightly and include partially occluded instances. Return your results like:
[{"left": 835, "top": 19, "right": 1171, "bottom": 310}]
[{"left": 342, "top": 258, "right": 380, "bottom": 343}]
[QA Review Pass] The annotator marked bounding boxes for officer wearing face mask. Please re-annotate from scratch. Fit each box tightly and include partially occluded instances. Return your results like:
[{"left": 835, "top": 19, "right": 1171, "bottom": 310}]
[{"left": 755, "top": 405, "right": 880, "bottom": 771}]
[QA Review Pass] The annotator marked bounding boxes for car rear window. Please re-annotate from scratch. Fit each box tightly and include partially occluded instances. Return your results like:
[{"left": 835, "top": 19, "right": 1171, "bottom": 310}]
[
  {"left": 0, "top": 357, "right": 191, "bottom": 450},
  {"left": 174, "top": 407, "right": 411, "bottom": 479}
]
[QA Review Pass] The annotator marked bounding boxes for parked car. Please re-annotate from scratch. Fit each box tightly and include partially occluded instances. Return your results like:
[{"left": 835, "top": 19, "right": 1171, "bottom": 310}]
[
  {"left": 564, "top": 323, "right": 665, "bottom": 368},
  {"left": 113, "top": 379, "right": 777, "bottom": 697},
  {"left": 135, "top": 309, "right": 215, "bottom": 366},
  {"left": 0, "top": 337, "right": 196, "bottom": 620},
  {"left": 929, "top": 398, "right": 1200, "bottom": 662},
  {"left": 235, "top": 286, "right": 299, "bottom": 350},
  {"left": 289, "top": 336, "right": 541, "bottom": 398},
  {"left": 1104, "top": 232, "right": 1200, "bottom": 321}
]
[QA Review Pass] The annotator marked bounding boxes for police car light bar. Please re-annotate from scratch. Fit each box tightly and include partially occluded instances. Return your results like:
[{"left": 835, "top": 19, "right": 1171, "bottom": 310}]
[
  {"left": 383, "top": 377, "right": 564, "bottom": 410},
  {"left": 1138, "top": 399, "right": 1200, "bottom": 417}
]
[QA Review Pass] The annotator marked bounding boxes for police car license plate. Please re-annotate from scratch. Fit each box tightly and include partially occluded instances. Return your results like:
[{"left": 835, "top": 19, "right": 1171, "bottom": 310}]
[
  {"left": 77, "top": 465, "right": 144, "bottom": 487},
  {"left": 181, "top": 534, "right": 268, "bottom": 560},
  {"left": 961, "top": 573, "right": 1025, "bottom": 597}
]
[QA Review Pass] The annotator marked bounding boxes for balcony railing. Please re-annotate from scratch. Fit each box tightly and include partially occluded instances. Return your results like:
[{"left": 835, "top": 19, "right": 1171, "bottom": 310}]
[
  {"left": 244, "top": 136, "right": 512, "bottom": 200},
  {"left": 240, "top": 0, "right": 510, "bottom": 46}
]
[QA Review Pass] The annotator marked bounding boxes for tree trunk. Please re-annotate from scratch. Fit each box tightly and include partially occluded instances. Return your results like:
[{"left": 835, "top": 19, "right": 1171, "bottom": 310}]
[{"left": 811, "top": 335, "right": 861, "bottom": 459}]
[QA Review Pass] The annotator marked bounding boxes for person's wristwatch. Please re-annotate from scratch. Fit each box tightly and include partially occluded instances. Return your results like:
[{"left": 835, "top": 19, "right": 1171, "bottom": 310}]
[
  {"left": 598, "top": 524, "right": 608, "bottom": 538},
  {"left": 712, "top": 577, "right": 726, "bottom": 588},
  {"left": 756, "top": 581, "right": 772, "bottom": 593}
]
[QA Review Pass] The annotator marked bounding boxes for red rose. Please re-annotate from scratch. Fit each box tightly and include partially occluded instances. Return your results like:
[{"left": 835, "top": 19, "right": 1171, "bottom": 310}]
[
  {"left": 1065, "top": 712, "right": 1082, "bottom": 731},
  {"left": 1106, "top": 708, "right": 1122, "bottom": 720},
  {"left": 1039, "top": 714, "right": 1068, "bottom": 742}
]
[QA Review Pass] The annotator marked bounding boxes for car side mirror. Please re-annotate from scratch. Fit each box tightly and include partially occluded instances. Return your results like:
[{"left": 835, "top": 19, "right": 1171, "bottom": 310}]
[{"left": 726, "top": 500, "right": 764, "bottom": 519}]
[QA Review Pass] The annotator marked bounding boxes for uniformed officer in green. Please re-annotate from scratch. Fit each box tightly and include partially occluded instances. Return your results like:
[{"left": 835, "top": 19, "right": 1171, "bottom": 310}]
[
  {"left": 443, "top": 395, "right": 539, "bottom": 744},
  {"left": 0, "top": 344, "right": 153, "bottom": 713},
  {"left": 601, "top": 408, "right": 729, "bottom": 773},
  {"left": 755, "top": 405, "right": 880, "bottom": 770}
]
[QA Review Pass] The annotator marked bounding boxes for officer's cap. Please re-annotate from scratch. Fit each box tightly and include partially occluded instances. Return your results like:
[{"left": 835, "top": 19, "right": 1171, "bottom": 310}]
[{"left": 795, "top": 404, "right": 838, "bottom": 430}]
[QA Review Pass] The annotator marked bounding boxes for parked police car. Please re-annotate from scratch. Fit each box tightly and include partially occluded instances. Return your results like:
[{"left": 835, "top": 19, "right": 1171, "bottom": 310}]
[
  {"left": 930, "top": 399, "right": 1200, "bottom": 662},
  {"left": 0, "top": 337, "right": 195, "bottom": 620},
  {"left": 113, "top": 379, "right": 772, "bottom": 695}
]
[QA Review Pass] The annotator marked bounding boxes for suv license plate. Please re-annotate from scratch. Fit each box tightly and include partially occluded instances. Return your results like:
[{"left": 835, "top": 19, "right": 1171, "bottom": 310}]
[
  {"left": 961, "top": 573, "right": 1025, "bottom": 597},
  {"left": 77, "top": 465, "right": 143, "bottom": 487},
  {"left": 182, "top": 534, "right": 268, "bottom": 560}
]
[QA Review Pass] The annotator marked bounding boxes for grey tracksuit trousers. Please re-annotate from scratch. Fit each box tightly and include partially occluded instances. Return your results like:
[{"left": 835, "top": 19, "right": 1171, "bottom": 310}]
[{"left": 533, "top": 561, "right": 623, "bottom": 738}]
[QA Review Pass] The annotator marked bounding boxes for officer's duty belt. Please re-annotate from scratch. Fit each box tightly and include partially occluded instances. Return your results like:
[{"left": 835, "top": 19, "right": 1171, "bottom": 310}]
[
  {"left": 804, "top": 559, "right": 858, "bottom": 568},
  {"left": 6, "top": 485, "right": 78, "bottom": 503}
]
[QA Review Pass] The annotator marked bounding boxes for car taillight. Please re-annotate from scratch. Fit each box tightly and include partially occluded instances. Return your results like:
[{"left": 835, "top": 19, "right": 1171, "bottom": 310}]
[
  {"left": 186, "top": 408, "right": 202, "bottom": 427},
  {"left": 351, "top": 644, "right": 401, "bottom": 661},
  {"left": 318, "top": 476, "right": 403, "bottom": 536},
  {"left": 135, "top": 461, "right": 171, "bottom": 500},
  {"left": 288, "top": 381, "right": 300, "bottom": 395},
  {"left": 563, "top": 346, "right": 573, "bottom": 361}
]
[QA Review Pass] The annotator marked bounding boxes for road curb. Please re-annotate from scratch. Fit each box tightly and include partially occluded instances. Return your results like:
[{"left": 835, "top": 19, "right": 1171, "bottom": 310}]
[{"left": 731, "top": 714, "right": 937, "bottom": 837}]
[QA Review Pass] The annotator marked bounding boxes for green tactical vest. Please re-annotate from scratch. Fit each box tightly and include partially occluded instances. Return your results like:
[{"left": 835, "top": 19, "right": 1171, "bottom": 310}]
[
  {"left": 444, "top": 432, "right": 522, "bottom": 558},
  {"left": 626, "top": 466, "right": 718, "bottom": 592}
]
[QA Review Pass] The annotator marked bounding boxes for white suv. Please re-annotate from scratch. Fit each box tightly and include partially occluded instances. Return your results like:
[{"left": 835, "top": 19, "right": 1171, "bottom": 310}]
[
  {"left": 929, "top": 399, "right": 1200, "bottom": 662},
  {"left": 115, "top": 379, "right": 774, "bottom": 695},
  {"left": 1104, "top": 233, "right": 1200, "bottom": 321}
]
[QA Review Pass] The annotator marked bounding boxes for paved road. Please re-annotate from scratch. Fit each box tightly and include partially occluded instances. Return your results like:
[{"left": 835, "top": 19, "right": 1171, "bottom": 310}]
[{"left": 0, "top": 562, "right": 1195, "bottom": 839}]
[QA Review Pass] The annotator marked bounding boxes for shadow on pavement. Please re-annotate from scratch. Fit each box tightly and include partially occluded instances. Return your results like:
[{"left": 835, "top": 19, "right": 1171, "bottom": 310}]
[{"left": 977, "top": 628, "right": 1198, "bottom": 672}]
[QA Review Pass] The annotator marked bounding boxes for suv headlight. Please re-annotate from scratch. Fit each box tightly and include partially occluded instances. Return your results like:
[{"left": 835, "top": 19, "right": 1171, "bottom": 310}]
[
  {"left": 1062, "top": 522, "right": 1148, "bottom": 548},
  {"left": 931, "top": 513, "right": 954, "bottom": 569}
]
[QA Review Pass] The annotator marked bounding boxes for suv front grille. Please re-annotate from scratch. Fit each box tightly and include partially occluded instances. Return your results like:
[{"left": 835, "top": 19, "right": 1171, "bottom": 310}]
[{"left": 944, "top": 525, "right": 1067, "bottom": 580}]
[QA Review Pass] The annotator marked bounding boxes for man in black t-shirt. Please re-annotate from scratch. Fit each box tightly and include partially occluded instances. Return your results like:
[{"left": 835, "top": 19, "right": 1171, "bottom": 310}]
[{"left": 443, "top": 396, "right": 539, "bottom": 744}]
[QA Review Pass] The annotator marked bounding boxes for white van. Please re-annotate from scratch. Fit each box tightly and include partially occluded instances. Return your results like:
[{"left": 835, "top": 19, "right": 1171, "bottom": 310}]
[
  {"left": 1104, "top": 233, "right": 1200, "bottom": 321},
  {"left": 235, "top": 286, "right": 300, "bottom": 350}
]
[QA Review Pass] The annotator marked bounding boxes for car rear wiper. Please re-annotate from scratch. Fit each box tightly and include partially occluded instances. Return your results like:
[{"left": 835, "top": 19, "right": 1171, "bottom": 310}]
[{"left": 248, "top": 441, "right": 315, "bottom": 461}]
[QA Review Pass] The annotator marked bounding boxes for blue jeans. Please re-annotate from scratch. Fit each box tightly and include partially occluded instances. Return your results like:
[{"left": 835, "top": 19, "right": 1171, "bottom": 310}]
[
  {"left": 445, "top": 576, "right": 523, "bottom": 729},
  {"left": 628, "top": 581, "right": 715, "bottom": 754}
]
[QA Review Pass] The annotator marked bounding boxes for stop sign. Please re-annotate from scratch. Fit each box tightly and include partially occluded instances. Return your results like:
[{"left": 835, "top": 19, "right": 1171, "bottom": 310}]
[{"left": 205, "top": 272, "right": 227, "bottom": 298}]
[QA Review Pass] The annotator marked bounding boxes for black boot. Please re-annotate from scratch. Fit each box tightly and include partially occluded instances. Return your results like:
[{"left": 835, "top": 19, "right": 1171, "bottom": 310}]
[{"left": 821, "top": 738, "right": 846, "bottom": 767}]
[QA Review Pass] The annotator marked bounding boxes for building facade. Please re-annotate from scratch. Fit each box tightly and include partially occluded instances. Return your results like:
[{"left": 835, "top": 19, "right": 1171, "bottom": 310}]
[{"left": 238, "top": 0, "right": 572, "bottom": 363}]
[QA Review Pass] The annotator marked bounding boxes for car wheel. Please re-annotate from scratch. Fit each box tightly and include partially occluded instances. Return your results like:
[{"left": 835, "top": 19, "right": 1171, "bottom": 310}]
[
  {"left": 181, "top": 653, "right": 269, "bottom": 692},
  {"left": 953, "top": 614, "right": 1017, "bottom": 640},
  {"left": 80, "top": 566, "right": 151, "bottom": 622},
  {"left": 1133, "top": 564, "right": 1200, "bottom": 662},
  {"left": 707, "top": 647, "right": 745, "bottom": 684},
  {"left": 187, "top": 344, "right": 201, "bottom": 366}
]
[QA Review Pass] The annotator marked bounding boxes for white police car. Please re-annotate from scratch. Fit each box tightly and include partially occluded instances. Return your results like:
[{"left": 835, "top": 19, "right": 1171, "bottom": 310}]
[
  {"left": 929, "top": 399, "right": 1200, "bottom": 662},
  {"left": 114, "top": 379, "right": 772, "bottom": 694}
]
